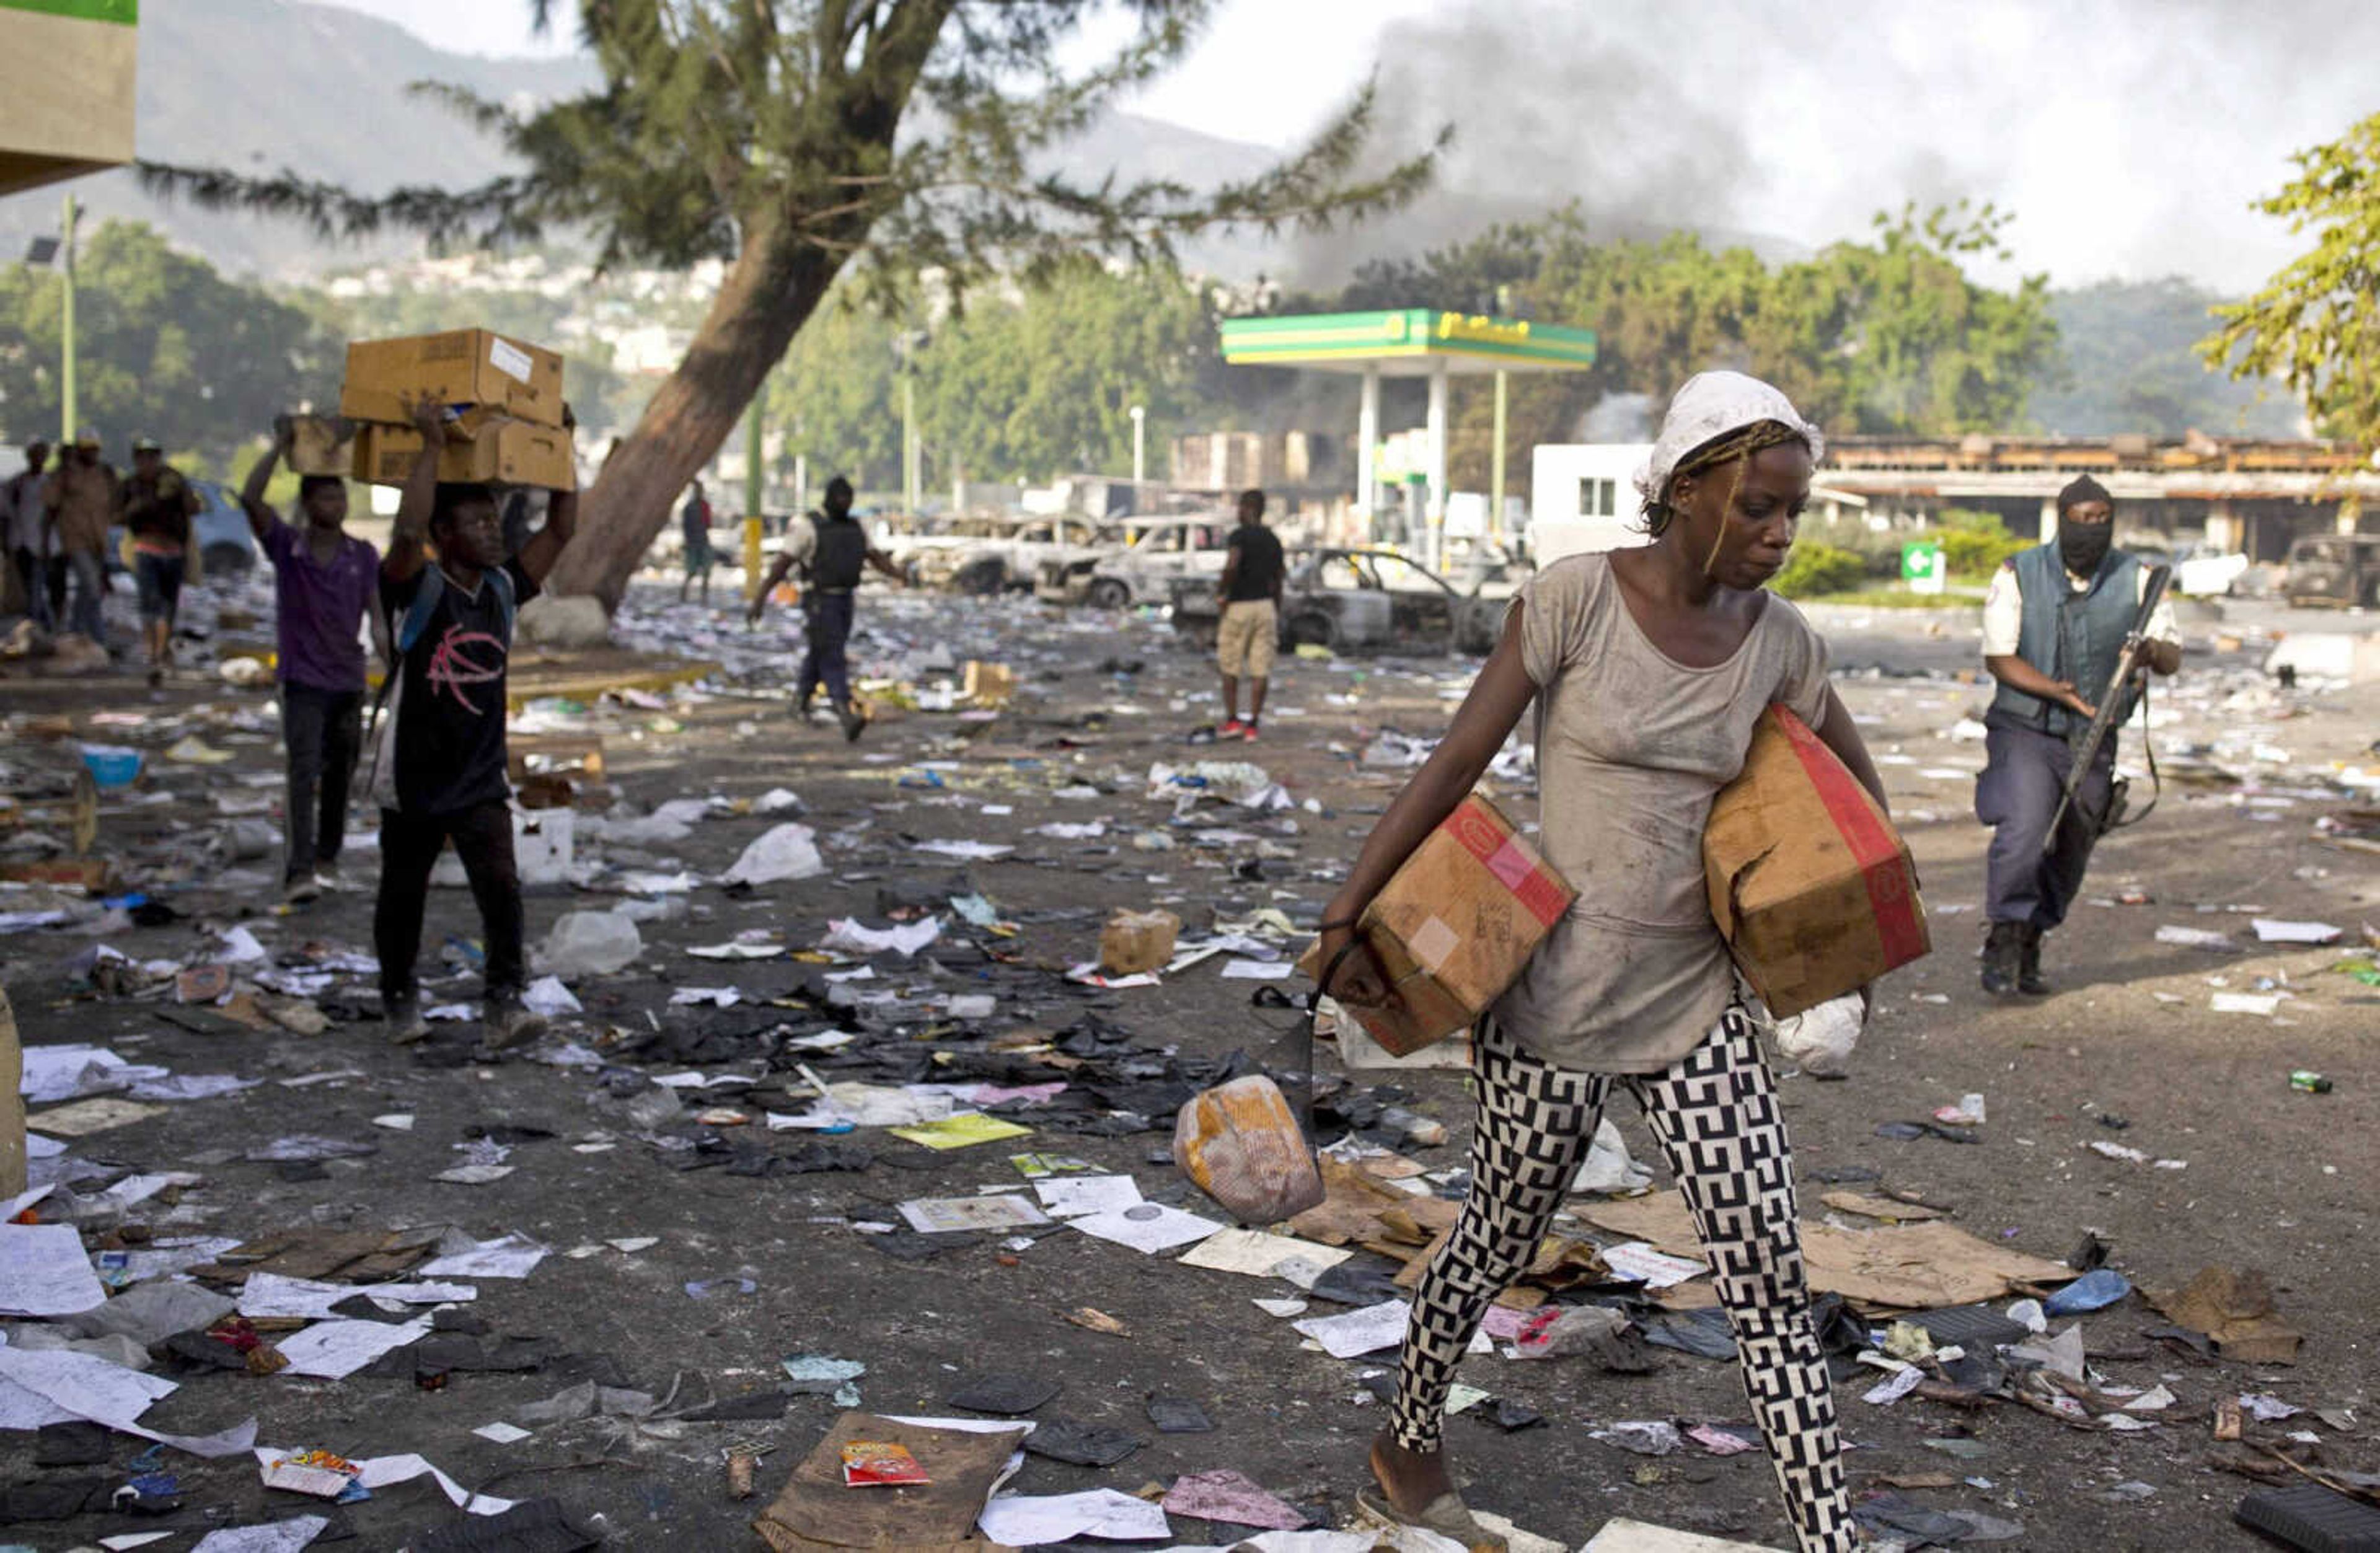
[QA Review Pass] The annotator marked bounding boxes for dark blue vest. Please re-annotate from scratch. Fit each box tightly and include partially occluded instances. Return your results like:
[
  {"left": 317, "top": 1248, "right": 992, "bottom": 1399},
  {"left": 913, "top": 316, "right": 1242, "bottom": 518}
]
[{"left": 1988, "top": 543, "right": 2143, "bottom": 738}]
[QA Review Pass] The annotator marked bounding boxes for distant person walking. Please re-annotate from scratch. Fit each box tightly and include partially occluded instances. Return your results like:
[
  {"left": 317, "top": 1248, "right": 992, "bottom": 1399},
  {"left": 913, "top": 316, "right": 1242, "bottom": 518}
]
[
  {"left": 43, "top": 429, "right": 118, "bottom": 648},
  {"left": 747, "top": 475, "right": 904, "bottom": 742},
  {"left": 240, "top": 420, "right": 382, "bottom": 906},
  {"left": 1973, "top": 474, "right": 2181, "bottom": 996},
  {"left": 1214, "top": 487, "right": 1284, "bottom": 741},
  {"left": 120, "top": 436, "right": 200, "bottom": 685},
  {"left": 6, "top": 438, "right": 62, "bottom": 629},
  {"left": 370, "top": 398, "right": 578, "bottom": 1048},
  {"left": 678, "top": 480, "right": 715, "bottom": 604}
]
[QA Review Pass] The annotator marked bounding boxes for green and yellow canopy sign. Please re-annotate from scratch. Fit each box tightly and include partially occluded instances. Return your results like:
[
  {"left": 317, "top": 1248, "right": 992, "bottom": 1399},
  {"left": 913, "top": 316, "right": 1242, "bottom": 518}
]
[{"left": 0, "top": 0, "right": 138, "bottom": 196}]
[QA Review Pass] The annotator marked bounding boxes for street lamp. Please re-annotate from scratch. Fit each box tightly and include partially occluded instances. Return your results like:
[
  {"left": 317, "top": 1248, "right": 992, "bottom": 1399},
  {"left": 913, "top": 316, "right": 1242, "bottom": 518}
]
[
  {"left": 1129, "top": 403, "right": 1145, "bottom": 488},
  {"left": 24, "top": 193, "right": 81, "bottom": 441}
]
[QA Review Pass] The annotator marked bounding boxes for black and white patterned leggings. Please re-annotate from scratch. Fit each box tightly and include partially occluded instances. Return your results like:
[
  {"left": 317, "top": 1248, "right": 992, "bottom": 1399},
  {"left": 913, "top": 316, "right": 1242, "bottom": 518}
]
[{"left": 1390, "top": 1005, "right": 1854, "bottom": 1552}]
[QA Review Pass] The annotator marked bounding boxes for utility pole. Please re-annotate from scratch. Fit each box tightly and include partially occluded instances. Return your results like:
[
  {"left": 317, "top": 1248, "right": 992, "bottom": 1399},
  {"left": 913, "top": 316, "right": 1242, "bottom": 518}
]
[
  {"left": 902, "top": 371, "right": 918, "bottom": 516},
  {"left": 742, "top": 394, "right": 764, "bottom": 601},
  {"left": 1129, "top": 403, "right": 1146, "bottom": 487},
  {"left": 61, "top": 192, "right": 79, "bottom": 442}
]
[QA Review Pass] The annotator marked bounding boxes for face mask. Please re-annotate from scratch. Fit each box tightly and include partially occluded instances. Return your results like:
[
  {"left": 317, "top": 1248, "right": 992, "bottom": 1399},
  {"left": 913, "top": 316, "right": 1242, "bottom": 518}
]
[{"left": 2059, "top": 524, "right": 2112, "bottom": 576}]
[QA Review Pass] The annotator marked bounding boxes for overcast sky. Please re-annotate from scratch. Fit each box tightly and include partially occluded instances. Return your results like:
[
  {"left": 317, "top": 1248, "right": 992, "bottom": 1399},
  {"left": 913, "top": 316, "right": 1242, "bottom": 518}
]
[{"left": 317, "top": 0, "right": 2374, "bottom": 294}]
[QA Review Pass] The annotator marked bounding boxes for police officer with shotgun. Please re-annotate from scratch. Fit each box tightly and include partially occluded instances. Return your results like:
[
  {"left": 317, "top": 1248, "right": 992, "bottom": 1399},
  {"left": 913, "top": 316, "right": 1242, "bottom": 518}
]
[
  {"left": 1975, "top": 475, "right": 2182, "bottom": 997},
  {"left": 747, "top": 475, "right": 905, "bottom": 742}
]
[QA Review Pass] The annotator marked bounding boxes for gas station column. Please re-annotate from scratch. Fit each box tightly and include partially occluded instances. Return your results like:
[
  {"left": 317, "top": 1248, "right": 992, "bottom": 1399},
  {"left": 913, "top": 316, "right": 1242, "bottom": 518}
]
[
  {"left": 1425, "top": 362, "right": 1450, "bottom": 571},
  {"left": 1356, "top": 366, "right": 1380, "bottom": 545}
]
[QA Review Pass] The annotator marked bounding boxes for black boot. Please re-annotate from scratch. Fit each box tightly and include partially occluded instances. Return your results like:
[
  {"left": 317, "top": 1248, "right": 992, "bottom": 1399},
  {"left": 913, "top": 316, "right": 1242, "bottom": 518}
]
[
  {"left": 837, "top": 703, "right": 866, "bottom": 744},
  {"left": 2017, "top": 924, "right": 2052, "bottom": 996},
  {"left": 1980, "top": 921, "right": 2021, "bottom": 998}
]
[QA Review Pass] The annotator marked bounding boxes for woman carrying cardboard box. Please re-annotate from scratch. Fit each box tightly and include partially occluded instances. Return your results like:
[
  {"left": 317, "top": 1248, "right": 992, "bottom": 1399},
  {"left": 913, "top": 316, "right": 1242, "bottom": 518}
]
[{"left": 1319, "top": 372, "right": 1890, "bottom": 1553}]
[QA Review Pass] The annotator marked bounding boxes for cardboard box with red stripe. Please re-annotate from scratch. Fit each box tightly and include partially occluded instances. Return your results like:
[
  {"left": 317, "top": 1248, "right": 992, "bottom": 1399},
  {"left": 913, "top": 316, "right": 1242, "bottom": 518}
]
[
  {"left": 1705, "top": 705, "right": 1930, "bottom": 1017},
  {"left": 1299, "top": 793, "right": 1574, "bottom": 1056}
]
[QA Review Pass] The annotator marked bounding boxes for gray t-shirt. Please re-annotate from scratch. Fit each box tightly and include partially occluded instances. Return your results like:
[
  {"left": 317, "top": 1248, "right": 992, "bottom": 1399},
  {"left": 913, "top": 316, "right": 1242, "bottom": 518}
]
[{"left": 1491, "top": 553, "right": 1833, "bottom": 1073}]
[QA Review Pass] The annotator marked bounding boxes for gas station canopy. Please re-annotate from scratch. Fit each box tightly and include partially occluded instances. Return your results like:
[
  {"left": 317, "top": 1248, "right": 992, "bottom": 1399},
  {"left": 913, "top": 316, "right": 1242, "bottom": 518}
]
[
  {"left": 1219, "top": 309, "right": 1598, "bottom": 377},
  {"left": 1219, "top": 310, "right": 1598, "bottom": 561}
]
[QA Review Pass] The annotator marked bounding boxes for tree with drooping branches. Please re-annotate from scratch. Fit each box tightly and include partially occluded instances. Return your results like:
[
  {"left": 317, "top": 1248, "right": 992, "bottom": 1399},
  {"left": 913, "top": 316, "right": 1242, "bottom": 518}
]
[{"left": 143, "top": 1, "right": 1439, "bottom": 610}]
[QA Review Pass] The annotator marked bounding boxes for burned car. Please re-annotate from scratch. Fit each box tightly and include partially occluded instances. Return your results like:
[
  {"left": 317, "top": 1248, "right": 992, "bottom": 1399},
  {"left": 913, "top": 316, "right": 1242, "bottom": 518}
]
[
  {"left": 1035, "top": 514, "right": 1235, "bottom": 609},
  {"left": 2281, "top": 534, "right": 2380, "bottom": 609},
  {"left": 1169, "top": 547, "right": 1507, "bottom": 654}
]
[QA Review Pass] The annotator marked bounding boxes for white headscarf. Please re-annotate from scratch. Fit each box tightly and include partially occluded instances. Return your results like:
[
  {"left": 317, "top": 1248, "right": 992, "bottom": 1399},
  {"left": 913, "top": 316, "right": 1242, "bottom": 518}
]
[{"left": 1633, "top": 371, "right": 1825, "bottom": 512}]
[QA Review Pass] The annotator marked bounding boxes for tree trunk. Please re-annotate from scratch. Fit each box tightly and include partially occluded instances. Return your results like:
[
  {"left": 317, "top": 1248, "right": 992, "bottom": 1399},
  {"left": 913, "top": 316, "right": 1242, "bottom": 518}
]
[{"left": 544, "top": 213, "right": 840, "bottom": 609}]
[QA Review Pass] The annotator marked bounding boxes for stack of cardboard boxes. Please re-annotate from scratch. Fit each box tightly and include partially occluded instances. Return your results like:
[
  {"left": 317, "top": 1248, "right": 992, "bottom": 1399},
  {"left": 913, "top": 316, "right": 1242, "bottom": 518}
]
[{"left": 333, "top": 328, "right": 578, "bottom": 491}]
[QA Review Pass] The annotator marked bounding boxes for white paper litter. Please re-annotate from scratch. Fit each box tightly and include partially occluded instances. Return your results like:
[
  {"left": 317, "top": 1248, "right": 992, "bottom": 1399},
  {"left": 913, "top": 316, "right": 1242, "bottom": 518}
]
[
  {"left": 1032, "top": 1175, "right": 1145, "bottom": 1218},
  {"left": 1292, "top": 1299, "right": 1413, "bottom": 1359},
  {"left": 418, "top": 1232, "right": 549, "bottom": 1279},
  {"left": 273, "top": 1318, "right": 433, "bottom": 1379},
  {"left": 0, "top": 1222, "right": 108, "bottom": 1316},
  {"left": 820, "top": 917, "right": 943, "bottom": 957},
  {"left": 979, "top": 1488, "right": 1171, "bottom": 1544},
  {"left": 1066, "top": 1202, "right": 1224, "bottom": 1255}
]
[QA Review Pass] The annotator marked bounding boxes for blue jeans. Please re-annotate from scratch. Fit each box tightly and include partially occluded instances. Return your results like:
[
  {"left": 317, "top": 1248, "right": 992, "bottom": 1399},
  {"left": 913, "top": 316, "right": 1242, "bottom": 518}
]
[
  {"left": 65, "top": 548, "right": 107, "bottom": 643},
  {"left": 134, "top": 550, "right": 185, "bottom": 625}
]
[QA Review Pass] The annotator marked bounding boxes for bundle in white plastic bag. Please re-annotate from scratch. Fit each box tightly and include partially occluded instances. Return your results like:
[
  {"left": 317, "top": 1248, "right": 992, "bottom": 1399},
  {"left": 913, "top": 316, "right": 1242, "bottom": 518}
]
[{"left": 1772, "top": 993, "right": 1864, "bottom": 1078}]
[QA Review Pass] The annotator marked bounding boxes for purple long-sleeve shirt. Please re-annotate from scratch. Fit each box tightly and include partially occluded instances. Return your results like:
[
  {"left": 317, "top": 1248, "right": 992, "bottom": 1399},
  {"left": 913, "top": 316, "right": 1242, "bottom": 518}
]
[{"left": 260, "top": 516, "right": 379, "bottom": 692}]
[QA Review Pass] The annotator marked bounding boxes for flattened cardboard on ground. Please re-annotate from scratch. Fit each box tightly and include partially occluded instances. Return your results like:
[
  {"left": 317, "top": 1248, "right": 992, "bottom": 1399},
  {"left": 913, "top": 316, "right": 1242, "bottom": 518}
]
[
  {"left": 1, "top": 986, "right": 23, "bottom": 1197},
  {"left": 2146, "top": 1265, "right": 2303, "bottom": 1364},
  {"left": 27, "top": 1096, "right": 164, "bottom": 1137},
  {"left": 188, "top": 1228, "right": 436, "bottom": 1287},
  {"left": 1296, "top": 793, "right": 1573, "bottom": 1055},
  {"left": 342, "top": 329, "right": 568, "bottom": 428},
  {"left": 1286, "top": 1157, "right": 1459, "bottom": 1258},
  {"left": 1581, "top": 1191, "right": 2072, "bottom": 1313},
  {"left": 1704, "top": 705, "right": 1929, "bottom": 1018},
  {"left": 752, "top": 1412, "right": 1023, "bottom": 1552}
]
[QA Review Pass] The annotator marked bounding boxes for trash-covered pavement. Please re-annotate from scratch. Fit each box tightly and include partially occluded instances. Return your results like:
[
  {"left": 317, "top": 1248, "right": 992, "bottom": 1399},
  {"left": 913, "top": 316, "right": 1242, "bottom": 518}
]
[{"left": 4, "top": 583, "right": 2378, "bottom": 1551}]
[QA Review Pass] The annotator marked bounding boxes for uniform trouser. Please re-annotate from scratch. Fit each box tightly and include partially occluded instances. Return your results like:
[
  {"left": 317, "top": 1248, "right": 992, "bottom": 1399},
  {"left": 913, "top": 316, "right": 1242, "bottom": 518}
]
[
  {"left": 375, "top": 799, "right": 524, "bottom": 1005},
  {"left": 1976, "top": 719, "right": 2114, "bottom": 931},
  {"left": 1391, "top": 1009, "right": 1853, "bottom": 1553},
  {"left": 65, "top": 548, "right": 106, "bottom": 643},
  {"left": 798, "top": 589, "right": 855, "bottom": 708},
  {"left": 282, "top": 684, "right": 363, "bottom": 882}
]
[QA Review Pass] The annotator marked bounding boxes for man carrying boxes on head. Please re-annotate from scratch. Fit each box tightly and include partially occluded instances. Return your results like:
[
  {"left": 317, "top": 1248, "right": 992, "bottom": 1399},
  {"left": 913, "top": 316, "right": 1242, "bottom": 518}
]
[
  {"left": 238, "top": 418, "right": 381, "bottom": 906},
  {"left": 368, "top": 399, "right": 577, "bottom": 1047}
]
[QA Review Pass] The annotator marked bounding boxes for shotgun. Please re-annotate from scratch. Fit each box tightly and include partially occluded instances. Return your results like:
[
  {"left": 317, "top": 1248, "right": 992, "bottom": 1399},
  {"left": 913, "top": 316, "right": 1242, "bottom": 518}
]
[{"left": 2043, "top": 563, "right": 2171, "bottom": 854}]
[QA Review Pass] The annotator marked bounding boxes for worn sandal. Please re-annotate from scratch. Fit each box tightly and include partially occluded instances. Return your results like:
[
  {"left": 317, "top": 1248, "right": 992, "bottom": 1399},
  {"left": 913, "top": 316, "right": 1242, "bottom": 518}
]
[{"left": 1355, "top": 1485, "right": 1507, "bottom": 1552}]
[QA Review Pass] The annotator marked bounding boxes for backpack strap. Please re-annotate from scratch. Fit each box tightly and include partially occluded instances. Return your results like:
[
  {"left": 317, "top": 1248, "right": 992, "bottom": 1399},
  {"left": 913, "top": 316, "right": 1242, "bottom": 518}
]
[{"left": 394, "top": 566, "right": 446, "bottom": 658}]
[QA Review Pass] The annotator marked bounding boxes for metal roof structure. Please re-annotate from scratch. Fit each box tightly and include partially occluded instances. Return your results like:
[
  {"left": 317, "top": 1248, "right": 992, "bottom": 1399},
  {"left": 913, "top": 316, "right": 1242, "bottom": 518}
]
[
  {"left": 1219, "top": 309, "right": 1599, "bottom": 376},
  {"left": 1218, "top": 310, "right": 1599, "bottom": 560}
]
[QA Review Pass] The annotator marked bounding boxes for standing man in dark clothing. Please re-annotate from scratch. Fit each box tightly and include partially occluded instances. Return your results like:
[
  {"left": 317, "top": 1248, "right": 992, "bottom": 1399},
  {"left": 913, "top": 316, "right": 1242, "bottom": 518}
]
[
  {"left": 678, "top": 480, "right": 715, "bottom": 604},
  {"left": 747, "top": 475, "right": 903, "bottom": 742},
  {"left": 6, "top": 439, "right": 61, "bottom": 629},
  {"left": 1975, "top": 474, "right": 2181, "bottom": 996},
  {"left": 44, "top": 429, "right": 118, "bottom": 647},
  {"left": 370, "top": 399, "right": 577, "bottom": 1047},
  {"left": 240, "top": 420, "right": 382, "bottom": 905},
  {"left": 121, "top": 438, "right": 200, "bottom": 685},
  {"left": 1214, "top": 488, "right": 1284, "bottom": 742}
]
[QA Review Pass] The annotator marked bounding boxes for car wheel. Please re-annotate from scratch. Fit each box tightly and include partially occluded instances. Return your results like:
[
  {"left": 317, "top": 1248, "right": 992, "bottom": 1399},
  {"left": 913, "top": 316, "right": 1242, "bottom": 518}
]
[
  {"left": 1284, "top": 612, "right": 1338, "bottom": 650},
  {"left": 954, "top": 559, "right": 1006, "bottom": 596},
  {"left": 1086, "top": 578, "right": 1129, "bottom": 610}
]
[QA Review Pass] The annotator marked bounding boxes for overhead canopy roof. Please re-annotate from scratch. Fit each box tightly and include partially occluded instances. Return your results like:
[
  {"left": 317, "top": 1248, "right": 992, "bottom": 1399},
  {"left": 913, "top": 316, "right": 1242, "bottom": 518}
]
[
  {"left": 0, "top": 0, "right": 139, "bottom": 196},
  {"left": 1220, "top": 309, "right": 1598, "bottom": 377}
]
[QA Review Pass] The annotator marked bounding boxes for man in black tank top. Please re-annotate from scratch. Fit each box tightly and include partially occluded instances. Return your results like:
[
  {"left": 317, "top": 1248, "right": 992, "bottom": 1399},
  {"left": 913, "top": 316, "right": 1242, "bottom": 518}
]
[{"left": 748, "top": 475, "right": 904, "bottom": 741}]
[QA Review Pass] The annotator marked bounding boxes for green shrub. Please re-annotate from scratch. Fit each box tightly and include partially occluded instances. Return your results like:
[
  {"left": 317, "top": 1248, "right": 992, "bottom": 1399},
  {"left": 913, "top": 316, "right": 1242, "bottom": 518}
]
[
  {"left": 1771, "top": 541, "right": 1868, "bottom": 599},
  {"left": 1937, "top": 509, "right": 2033, "bottom": 579}
]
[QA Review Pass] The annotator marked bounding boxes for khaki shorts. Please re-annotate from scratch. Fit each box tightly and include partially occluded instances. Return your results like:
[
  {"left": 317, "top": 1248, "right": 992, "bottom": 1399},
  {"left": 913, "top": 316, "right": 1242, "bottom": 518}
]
[{"left": 1217, "top": 599, "right": 1277, "bottom": 678}]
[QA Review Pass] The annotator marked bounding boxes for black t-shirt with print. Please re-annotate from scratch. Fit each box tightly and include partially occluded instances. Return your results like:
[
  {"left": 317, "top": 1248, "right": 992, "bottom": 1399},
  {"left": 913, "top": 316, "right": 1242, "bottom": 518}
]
[
  {"left": 1224, "top": 522, "right": 1284, "bottom": 603},
  {"left": 380, "top": 558, "right": 541, "bottom": 814}
]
